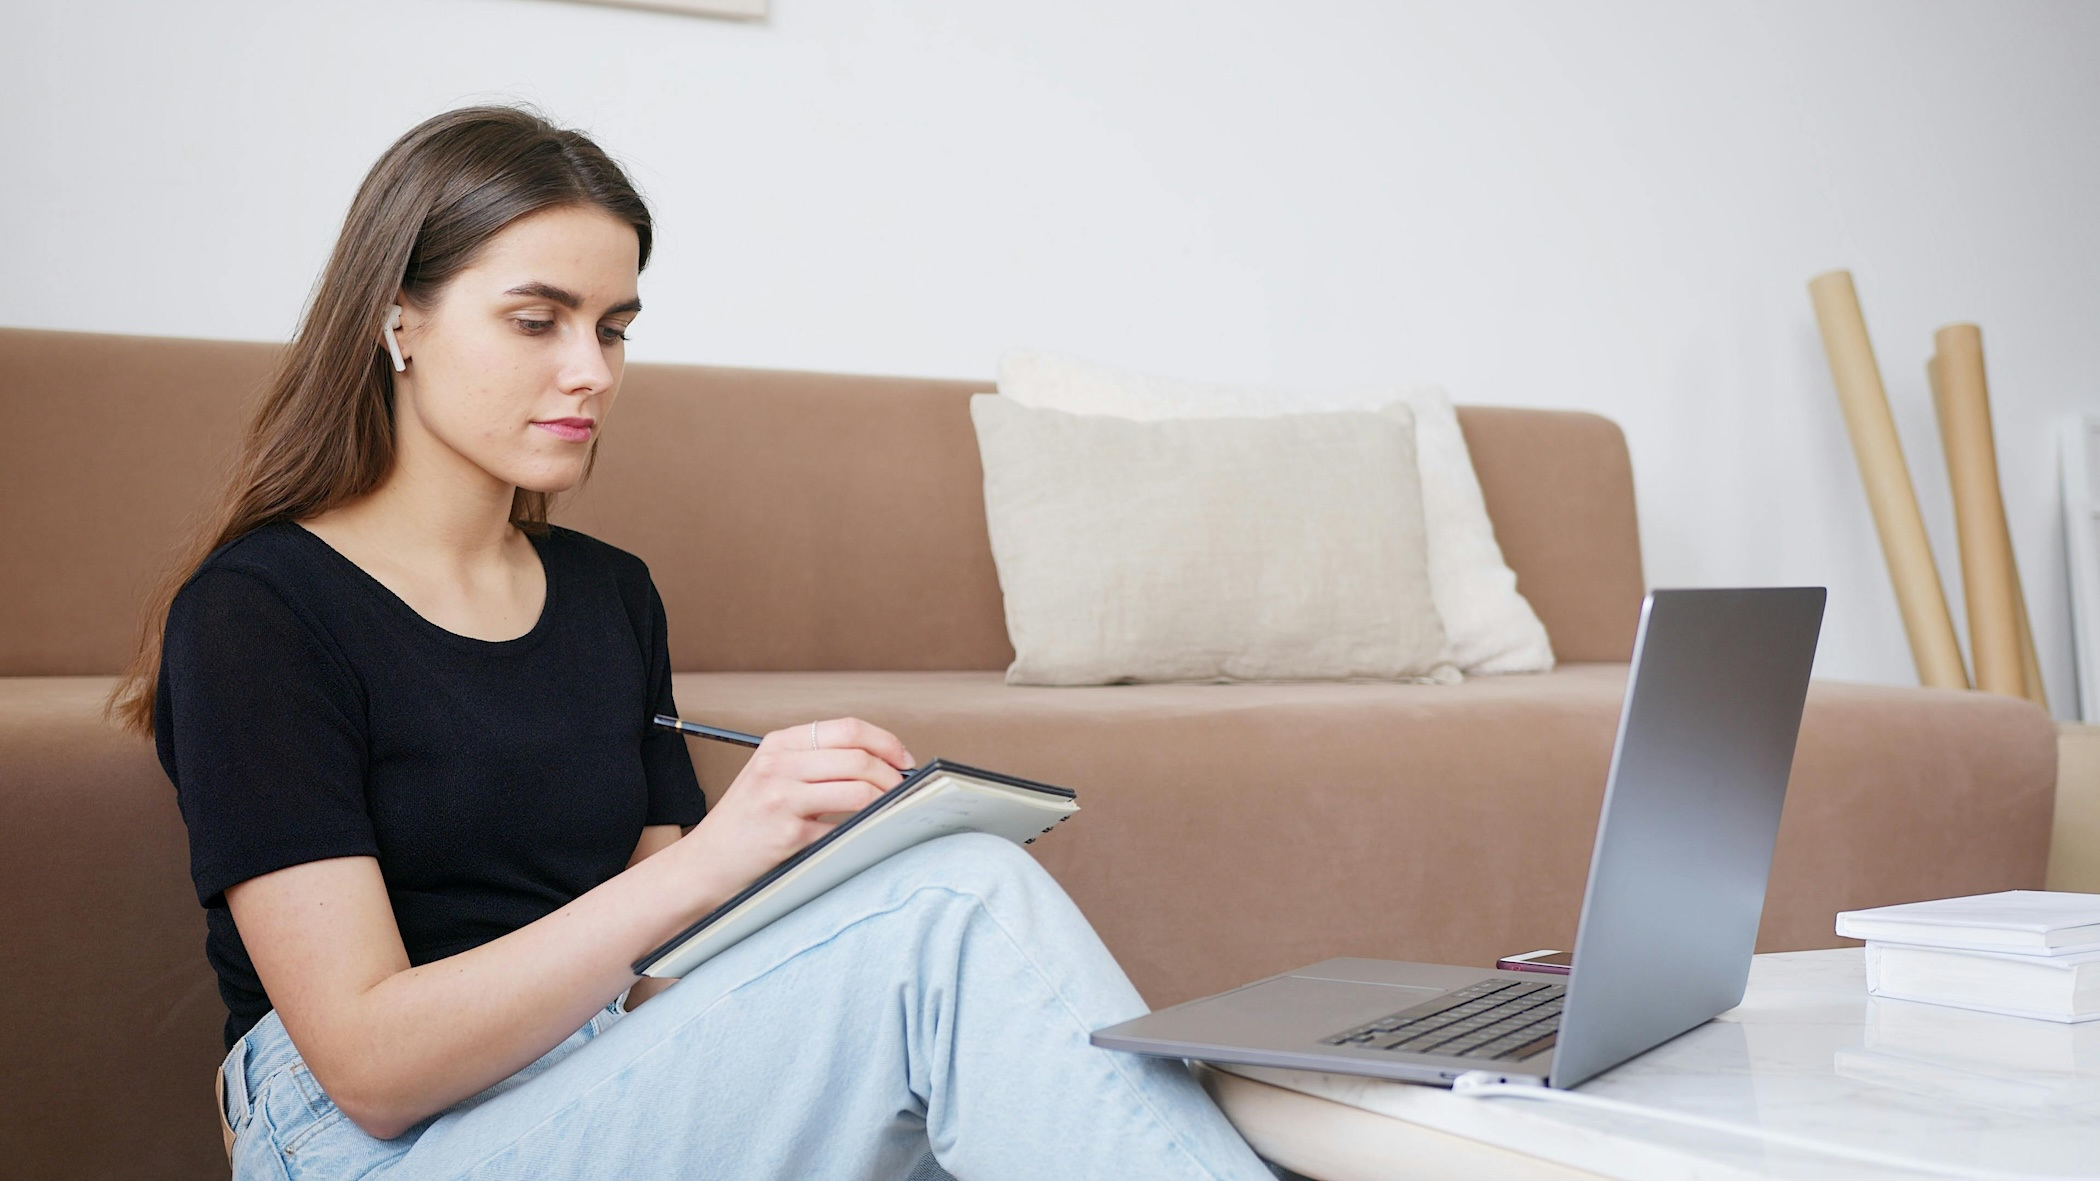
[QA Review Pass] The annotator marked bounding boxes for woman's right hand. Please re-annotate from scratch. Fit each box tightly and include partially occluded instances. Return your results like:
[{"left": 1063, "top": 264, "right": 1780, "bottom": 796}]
[{"left": 671, "top": 718, "right": 918, "bottom": 902}]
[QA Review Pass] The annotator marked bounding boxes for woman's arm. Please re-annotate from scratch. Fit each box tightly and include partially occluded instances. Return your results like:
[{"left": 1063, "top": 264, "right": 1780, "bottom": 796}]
[
  {"left": 620, "top": 823, "right": 685, "bottom": 1012},
  {"left": 628, "top": 824, "right": 683, "bottom": 869},
  {"left": 228, "top": 719, "right": 915, "bottom": 1140}
]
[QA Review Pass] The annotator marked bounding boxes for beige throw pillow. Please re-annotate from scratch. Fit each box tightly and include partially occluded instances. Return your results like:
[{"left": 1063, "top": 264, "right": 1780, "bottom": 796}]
[
  {"left": 969, "top": 395, "right": 1453, "bottom": 686},
  {"left": 997, "top": 350, "right": 1555, "bottom": 674}
]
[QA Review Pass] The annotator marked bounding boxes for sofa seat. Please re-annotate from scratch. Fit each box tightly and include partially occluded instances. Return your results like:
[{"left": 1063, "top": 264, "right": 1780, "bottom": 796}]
[
  {"left": 0, "top": 667, "right": 2055, "bottom": 1178},
  {"left": 671, "top": 665, "right": 2058, "bottom": 1008}
]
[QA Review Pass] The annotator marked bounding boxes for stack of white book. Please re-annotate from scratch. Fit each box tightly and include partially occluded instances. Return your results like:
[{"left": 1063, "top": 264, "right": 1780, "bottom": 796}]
[{"left": 1836, "top": 891, "right": 2100, "bottom": 1023}]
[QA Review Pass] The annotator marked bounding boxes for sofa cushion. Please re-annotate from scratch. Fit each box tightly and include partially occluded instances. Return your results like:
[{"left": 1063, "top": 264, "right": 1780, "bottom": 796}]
[
  {"left": 668, "top": 665, "right": 2057, "bottom": 1008},
  {"left": 969, "top": 396, "right": 1450, "bottom": 685},
  {"left": 997, "top": 348, "right": 1556, "bottom": 675}
]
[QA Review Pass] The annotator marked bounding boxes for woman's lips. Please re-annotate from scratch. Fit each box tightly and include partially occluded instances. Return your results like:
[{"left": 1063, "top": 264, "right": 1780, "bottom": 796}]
[{"left": 532, "top": 418, "right": 594, "bottom": 443}]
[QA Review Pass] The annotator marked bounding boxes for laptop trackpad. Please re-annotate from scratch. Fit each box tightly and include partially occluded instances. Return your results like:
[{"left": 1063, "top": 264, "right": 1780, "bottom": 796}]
[{"left": 1185, "top": 976, "right": 1446, "bottom": 1047}]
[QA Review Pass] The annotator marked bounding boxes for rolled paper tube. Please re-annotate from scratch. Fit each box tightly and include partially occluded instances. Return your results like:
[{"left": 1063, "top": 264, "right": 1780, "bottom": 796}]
[
  {"left": 2016, "top": 574, "right": 2049, "bottom": 708},
  {"left": 1924, "top": 357, "right": 1970, "bottom": 683},
  {"left": 1809, "top": 270, "right": 1968, "bottom": 690},
  {"left": 1934, "top": 324, "right": 2026, "bottom": 699},
  {"left": 1931, "top": 358, "right": 2047, "bottom": 705},
  {"left": 1933, "top": 352, "right": 2050, "bottom": 710}
]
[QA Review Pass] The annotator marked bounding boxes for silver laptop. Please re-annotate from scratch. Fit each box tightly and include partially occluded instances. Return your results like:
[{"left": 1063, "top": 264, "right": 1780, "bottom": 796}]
[{"left": 1092, "top": 587, "right": 1825, "bottom": 1090}]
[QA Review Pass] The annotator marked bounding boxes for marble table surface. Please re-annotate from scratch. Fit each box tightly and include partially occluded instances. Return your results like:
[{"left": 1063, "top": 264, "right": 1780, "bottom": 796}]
[{"left": 1220, "top": 949, "right": 2100, "bottom": 1180}]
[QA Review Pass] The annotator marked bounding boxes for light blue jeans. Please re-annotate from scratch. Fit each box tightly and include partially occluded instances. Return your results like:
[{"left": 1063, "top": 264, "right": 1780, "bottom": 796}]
[{"left": 220, "top": 834, "right": 1271, "bottom": 1180}]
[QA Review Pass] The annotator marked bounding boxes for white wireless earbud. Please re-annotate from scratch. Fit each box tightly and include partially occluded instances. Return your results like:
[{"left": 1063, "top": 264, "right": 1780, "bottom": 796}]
[{"left": 383, "top": 304, "right": 407, "bottom": 373}]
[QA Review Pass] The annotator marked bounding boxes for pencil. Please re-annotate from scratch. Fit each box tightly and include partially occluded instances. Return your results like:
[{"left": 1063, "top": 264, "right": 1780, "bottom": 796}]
[{"left": 652, "top": 714, "right": 762, "bottom": 749}]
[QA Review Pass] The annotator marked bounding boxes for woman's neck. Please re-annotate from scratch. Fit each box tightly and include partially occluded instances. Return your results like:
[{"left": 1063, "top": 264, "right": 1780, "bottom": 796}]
[
  {"left": 306, "top": 443, "right": 554, "bottom": 638},
  {"left": 298, "top": 416, "right": 548, "bottom": 643},
  {"left": 314, "top": 396, "right": 526, "bottom": 564},
  {"left": 338, "top": 459, "right": 521, "bottom": 569}
]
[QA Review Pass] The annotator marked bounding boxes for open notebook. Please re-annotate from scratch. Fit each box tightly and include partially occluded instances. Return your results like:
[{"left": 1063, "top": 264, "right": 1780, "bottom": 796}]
[{"left": 634, "top": 760, "right": 1079, "bottom": 978}]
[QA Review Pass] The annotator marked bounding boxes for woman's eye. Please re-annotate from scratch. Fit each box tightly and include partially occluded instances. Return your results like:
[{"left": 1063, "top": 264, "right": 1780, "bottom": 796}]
[
  {"left": 515, "top": 318, "right": 555, "bottom": 334},
  {"left": 600, "top": 325, "right": 631, "bottom": 344}
]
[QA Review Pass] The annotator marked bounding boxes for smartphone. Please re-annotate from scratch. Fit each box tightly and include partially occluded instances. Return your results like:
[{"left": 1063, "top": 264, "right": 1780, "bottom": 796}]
[{"left": 1495, "top": 948, "right": 1573, "bottom": 975}]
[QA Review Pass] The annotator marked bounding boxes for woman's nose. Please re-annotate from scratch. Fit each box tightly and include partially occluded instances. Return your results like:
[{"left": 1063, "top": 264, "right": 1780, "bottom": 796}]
[{"left": 560, "top": 326, "right": 615, "bottom": 395}]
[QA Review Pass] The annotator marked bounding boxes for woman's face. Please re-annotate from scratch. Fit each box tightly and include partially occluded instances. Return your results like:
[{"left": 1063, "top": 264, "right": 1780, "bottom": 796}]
[{"left": 391, "top": 204, "right": 642, "bottom": 496}]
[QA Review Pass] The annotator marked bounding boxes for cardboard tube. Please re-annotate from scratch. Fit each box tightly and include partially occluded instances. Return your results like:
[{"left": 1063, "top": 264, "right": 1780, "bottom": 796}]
[
  {"left": 1934, "top": 324, "right": 2032, "bottom": 700},
  {"left": 1809, "top": 271, "right": 1968, "bottom": 690},
  {"left": 1930, "top": 352, "right": 2049, "bottom": 709},
  {"left": 2016, "top": 572, "right": 2049, "bottom": 707}
]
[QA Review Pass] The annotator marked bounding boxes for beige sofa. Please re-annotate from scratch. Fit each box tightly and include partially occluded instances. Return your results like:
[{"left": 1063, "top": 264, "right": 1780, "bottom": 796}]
[{"left": 0, "top": 327, "right": 2058, "bottom": 1179}]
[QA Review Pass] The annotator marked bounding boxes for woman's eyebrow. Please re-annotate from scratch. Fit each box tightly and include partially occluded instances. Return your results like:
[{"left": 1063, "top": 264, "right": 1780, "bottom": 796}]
[
  {"left": 503, "top": 281, "right": 642, "bottom": 316},
  {"left": 504, "top": 281, "right": 582, "bottom": 308}
]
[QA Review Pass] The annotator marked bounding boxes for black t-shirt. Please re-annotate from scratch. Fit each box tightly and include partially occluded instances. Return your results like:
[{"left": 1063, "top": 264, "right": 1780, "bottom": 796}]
[{"left": 154, "top": 522, "right": 705, "bottom": 1047}]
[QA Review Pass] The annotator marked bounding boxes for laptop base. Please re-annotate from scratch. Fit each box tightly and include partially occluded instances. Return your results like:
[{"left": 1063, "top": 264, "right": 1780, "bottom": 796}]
[{"left": 1091, "top": 958, "right": 1559, "bottom": 1087}]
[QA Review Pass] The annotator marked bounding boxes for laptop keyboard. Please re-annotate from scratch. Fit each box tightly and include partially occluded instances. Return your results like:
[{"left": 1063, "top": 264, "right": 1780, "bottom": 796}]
[{"left": 1322, "top": 977, "right": 1564, "bottom": 1061}]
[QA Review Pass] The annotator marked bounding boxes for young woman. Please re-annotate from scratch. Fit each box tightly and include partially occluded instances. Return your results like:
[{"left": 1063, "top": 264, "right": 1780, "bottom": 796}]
[{"left": 111, "top": 107, "right": 1270, "bottom": 1180}]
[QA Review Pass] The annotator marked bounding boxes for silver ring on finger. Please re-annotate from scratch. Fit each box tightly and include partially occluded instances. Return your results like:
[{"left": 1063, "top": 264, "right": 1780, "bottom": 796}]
[{"left": 810, "top": 719, "right": 820, "bottom": 750}]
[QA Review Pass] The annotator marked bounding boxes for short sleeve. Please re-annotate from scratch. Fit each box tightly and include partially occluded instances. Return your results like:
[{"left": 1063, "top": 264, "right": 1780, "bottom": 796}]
[
  {"left": 637, "top": 578, "right": 706, "bottom": 827},
  {"left": 159, "top": 568, "right": 378, "bottom": 906}
]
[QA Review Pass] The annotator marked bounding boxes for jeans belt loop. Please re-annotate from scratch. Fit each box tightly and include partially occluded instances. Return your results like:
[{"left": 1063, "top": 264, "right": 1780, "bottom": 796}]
[{"left": 219, "top": 1032, "right": 253, "bottom": 1137}]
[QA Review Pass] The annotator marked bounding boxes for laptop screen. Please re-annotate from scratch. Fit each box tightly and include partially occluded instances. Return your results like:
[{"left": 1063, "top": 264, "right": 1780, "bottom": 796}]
[{"left": 1551, "top": 587, "right": 1824, "bottom": 1089}]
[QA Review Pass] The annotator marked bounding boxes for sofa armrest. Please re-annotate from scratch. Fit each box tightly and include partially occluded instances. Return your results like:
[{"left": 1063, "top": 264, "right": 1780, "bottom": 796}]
[{"left": 0, "top": 676, "right": 225, "bottom": 1178}]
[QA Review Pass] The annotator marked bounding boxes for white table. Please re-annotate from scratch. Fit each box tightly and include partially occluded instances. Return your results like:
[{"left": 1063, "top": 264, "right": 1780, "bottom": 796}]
[{"left": 1204, "top": 949, "right": 2100, "bottom": 1180}]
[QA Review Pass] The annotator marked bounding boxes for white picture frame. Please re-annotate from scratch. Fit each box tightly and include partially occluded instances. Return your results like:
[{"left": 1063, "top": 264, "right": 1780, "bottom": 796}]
[
  {"left": 552, "top": 0, "right": 766, "bottom": 19},
  {"left": 2063, "top": 416, "right": 2100, "bottom": 722}
]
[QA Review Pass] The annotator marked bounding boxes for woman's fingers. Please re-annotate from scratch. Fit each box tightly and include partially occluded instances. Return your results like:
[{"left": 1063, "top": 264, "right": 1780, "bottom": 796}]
[
  {"left": 795, "top": 777, "right": 893, "bottom": 820},
  {"left": 772, "top": 748, "right": 905, "bottom": 792},
  {"left": 818, "top": 717, "right": 916, "bottom": 770},
  {"left": 700, "top": 728, "right": 916, "bottom": 883},
  {"left": 756, "top": 718, "right": 914, "bottom": 770}
]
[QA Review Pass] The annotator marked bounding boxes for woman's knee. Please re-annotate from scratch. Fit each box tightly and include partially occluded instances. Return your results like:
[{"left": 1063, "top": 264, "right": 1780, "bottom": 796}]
[
  {"left": 879, "top": 832, "right": 1055, "bottom": 903},
  {"left": 643, "top": 836, "right": 1071, "bottom": 1008}
]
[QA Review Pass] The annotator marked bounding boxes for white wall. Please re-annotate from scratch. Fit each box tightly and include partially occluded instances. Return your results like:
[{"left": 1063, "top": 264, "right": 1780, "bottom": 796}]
[{"left": 6, "top": 0, "right": 2098, "bottom": 708}]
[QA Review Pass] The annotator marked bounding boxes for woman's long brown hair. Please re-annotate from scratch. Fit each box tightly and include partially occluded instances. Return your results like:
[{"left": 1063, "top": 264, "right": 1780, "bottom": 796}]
[{"left": 108, "top": 106, "right": 652, "bottom": 735}]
